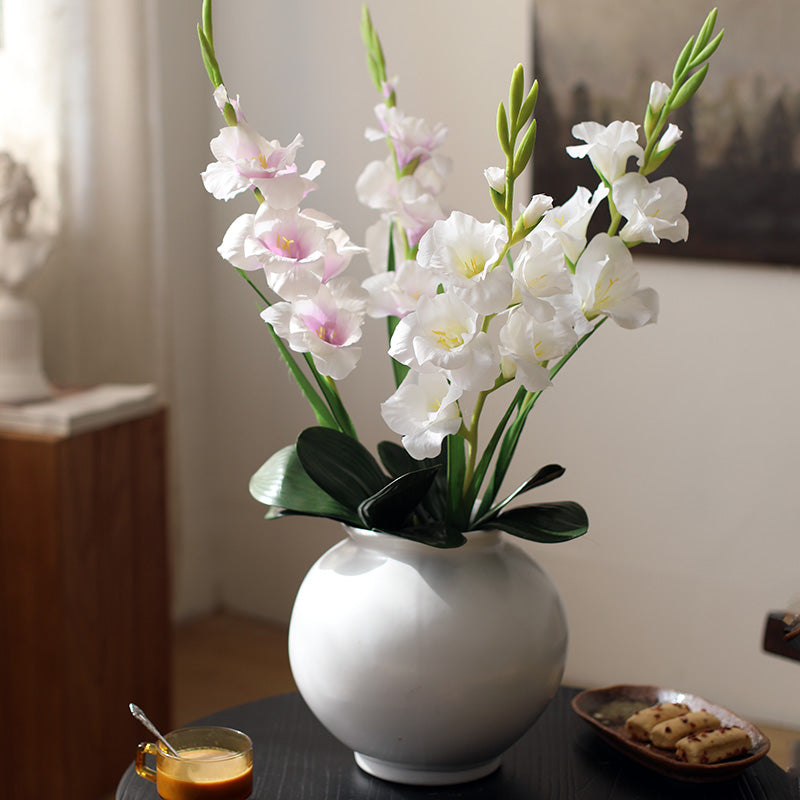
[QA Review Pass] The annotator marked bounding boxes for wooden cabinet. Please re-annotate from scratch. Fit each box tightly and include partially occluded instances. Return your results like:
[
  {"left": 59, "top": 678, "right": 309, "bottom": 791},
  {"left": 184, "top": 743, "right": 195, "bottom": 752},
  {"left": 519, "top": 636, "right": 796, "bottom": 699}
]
[{"left": 0, "top": 408, "right": 170, "bottom": 799}]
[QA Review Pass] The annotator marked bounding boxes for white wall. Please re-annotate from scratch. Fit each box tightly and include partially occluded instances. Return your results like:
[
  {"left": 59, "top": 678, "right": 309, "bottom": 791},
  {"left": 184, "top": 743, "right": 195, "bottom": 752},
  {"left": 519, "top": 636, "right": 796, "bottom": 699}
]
[
  {"left": 152, "top": 1, "right": 800, "bottom": 728},
  {"left": 517, "top": 258, "right": 800, "bottom": 729},
  {"left": 203, "top": 0, "right": 536, "bottom": 619}
]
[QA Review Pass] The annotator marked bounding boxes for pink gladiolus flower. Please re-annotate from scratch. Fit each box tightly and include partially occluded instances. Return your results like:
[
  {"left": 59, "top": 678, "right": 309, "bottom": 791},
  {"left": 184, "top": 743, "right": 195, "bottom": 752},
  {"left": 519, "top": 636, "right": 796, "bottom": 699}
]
[
  {"left": 261, "top": 280, "right": 366, "bottom": 380},
  {"left": 202, "top": 121, "right": 323, "bottom": 208},
  {"left": 366, "top": 105, "right": 448, "bottom": 171}
]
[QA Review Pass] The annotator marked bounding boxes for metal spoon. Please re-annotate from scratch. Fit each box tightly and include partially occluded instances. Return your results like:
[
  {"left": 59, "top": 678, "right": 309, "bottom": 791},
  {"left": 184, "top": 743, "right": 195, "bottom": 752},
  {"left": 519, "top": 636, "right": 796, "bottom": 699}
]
[{"left": 129, "top": 703, "right": 182, "bottom": 758}]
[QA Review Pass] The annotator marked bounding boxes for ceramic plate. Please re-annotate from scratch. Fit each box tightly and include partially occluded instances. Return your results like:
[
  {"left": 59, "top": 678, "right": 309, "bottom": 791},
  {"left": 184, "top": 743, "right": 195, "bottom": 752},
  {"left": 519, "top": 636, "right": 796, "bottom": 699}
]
[{"left": 571, "top": 684, "right": 771, "bottom": 782}]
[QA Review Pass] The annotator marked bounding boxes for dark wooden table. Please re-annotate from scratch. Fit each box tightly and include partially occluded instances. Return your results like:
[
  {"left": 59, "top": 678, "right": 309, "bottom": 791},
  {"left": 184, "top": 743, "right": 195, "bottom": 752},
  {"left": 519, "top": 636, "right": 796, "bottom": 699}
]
[{"left": 116, "top": 688, "right": 799, "bottom": 800}]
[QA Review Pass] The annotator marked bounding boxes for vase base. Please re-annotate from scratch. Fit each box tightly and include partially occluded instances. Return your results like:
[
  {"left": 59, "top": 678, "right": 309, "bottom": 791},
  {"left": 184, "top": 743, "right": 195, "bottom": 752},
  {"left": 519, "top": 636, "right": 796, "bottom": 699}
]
[{"left": 354, "top": 752, "right": 502, "bottom": 786}]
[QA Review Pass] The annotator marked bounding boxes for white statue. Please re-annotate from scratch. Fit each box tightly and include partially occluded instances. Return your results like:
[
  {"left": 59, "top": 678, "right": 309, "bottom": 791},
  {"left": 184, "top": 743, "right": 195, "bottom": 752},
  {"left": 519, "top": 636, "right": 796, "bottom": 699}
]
[{"left": 0, "top": 152, "right": 54, "bottom": 404}]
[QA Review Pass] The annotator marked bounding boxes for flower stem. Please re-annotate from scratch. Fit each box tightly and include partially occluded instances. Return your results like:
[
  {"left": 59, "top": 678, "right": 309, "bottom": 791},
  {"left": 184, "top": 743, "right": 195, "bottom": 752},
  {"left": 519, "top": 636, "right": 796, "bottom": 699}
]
[{"left": 463, "top": 390, "right": 489, "bottom": 490}]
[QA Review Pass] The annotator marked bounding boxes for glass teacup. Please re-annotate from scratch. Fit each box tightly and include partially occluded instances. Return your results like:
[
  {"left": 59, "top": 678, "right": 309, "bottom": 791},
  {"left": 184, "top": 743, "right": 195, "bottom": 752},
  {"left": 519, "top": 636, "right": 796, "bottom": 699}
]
[{"left": 135, "top": 726, "right": 253, "bottom": 800}]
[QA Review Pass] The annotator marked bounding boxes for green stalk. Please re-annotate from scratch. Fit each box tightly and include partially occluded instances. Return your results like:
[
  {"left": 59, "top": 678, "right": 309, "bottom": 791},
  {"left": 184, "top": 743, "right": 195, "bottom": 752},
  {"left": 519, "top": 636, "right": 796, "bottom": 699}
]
[
  {"left": 462, "top": 390, "right": 489, "bottom": 489},
  {"left": 463, "top": 385, "right": 526, "bottom": 518},
  {"left": 475, "top": 317, "right": 607, "bottom": 518},
  {"left": 236, "top": 269, "right": 355, "bottom": 436}
]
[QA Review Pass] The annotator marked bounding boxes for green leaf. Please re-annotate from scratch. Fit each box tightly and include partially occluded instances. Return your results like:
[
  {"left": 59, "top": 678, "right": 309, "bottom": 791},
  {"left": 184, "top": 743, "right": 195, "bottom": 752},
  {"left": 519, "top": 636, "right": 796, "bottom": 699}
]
[
  {"left": 358, "top": 466, "right": 440, "bottom": 530},
  {"left": 692, "top": 7, "right": 718, "bottom": 54},
  {"left": 508, "top": 64, "right": 525, "bottom": 127},
  {"left": 476, "top": 464, "right": 566, "bottom": 524},
  {"left": 377, "top": 440, "right": 431, "bottom": 477},
  {"left": 445, "top": 434, "right": 467, "bottom": 530},
  {"left": 390, "top": 523, "right": 466, "bottom": 549},
  {"left": 497, "top": 102, "right": 511, "bottom": 157},
  {"left": 258, "top": 316, "right": 338, "bottom": 431},
  {"left": 490, "top": 187, "right": 506, "bottom": 217},
  {"left": 296, "top": 427, "right": 388, "bottom": 510},
  {"left": 688, "top": 29, "right": 724, "bottom": 69},
  {"left": 671, "top": 63, "right": 709, "bottom": 110},
  {"left": 249, "top": 445, "right": 359, "bottom": 524},
  {"left": 512, "top": 119, "right": 537, "bottom": 178},
  {"left": 518, "top": 79, "right": 539, "bottom": 125},
  {"left": 197, "top": 25, "right": 222, "bottom": 87},
  {"left": 201, "top": 0, "right": 214, "bottom": 47},
  {"left": 673, "top": 36, "right": 694, "bottom": 83},
  {"left": 463, "top": 386, "right": 525, "bottom": 516},
  {"left": 477, "top": 502, "right": 589, "bottom": 543}
]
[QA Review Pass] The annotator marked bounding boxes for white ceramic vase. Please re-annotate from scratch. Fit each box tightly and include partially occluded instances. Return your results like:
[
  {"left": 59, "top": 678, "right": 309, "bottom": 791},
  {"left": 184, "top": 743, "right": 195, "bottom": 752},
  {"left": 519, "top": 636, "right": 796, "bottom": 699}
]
[{"left": 288, "top": 526, "right": 567, "bottom": 786}]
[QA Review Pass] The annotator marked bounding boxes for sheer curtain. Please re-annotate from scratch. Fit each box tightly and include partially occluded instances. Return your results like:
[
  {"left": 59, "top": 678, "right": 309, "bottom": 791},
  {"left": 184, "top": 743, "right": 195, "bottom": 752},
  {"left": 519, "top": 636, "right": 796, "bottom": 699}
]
[
  {"left": 0, "top": 0, "right": 220, "bottom": 617},
  {"left": 0, "top": 0, "right": 161, "bottom": 384}
]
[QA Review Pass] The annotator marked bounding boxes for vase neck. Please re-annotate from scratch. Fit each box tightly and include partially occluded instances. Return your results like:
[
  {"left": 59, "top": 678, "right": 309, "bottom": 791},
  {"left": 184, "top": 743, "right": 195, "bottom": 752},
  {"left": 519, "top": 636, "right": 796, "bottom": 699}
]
[{"left": 343, "top": 526, "right": 501, "bottom": 554}]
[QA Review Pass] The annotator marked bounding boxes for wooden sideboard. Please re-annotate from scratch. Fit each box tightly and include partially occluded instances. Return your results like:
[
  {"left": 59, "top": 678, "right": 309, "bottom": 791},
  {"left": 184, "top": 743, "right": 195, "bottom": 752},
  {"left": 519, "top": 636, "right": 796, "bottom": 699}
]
[{"left": 0, "top": 407, "right": 171, "bottom": 800}]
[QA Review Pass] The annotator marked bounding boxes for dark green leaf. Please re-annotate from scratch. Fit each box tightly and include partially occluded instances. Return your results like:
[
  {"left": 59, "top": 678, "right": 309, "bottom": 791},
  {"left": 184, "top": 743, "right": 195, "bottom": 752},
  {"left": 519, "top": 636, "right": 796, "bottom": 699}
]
[
  {"left": 358, "top": 466, "right": 440, "bottom": 530},
  {"left": 391, "top": 523, "right": 466, "bottom": 549},
  {"left": 476, "top": 464, "right": 566, "bottom": 525},
  {"left": 297, "top": 427, "right": 388, "bottom": 510},
  {"left": 377, "top": 440, "right": 433, "bottom": 477},
  {"left": 249, "top": 445, "right": 359, "bottom": 524},
  {"left": 477, "top": 501, "right": 589, "bottom": 543},
  {"left": 445, "top": 435, "right": 467, "bottom": 530}
]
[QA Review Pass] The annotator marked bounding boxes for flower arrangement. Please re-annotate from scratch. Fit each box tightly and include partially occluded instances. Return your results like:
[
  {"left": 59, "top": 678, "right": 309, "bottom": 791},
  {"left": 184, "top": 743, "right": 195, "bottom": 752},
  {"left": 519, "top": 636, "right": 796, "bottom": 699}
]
[{"left": 197, "top": 2, "right": 723, "bottom": 548}]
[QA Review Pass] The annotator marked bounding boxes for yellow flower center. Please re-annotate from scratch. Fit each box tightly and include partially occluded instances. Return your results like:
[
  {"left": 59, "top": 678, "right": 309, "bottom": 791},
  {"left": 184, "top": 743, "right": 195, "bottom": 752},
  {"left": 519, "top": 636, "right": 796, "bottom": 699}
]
[
  {"left": 459, "top": 255, "right": 484, "bottom": 279},
  {"left": 594, "top": 276, "right": 619, "bottom": 307},
  {"left": 432, "top": 328, "right": 464, "bottom": 350},
  {"left": 317, "top": 325, "right": 336, "bottom": 343}
]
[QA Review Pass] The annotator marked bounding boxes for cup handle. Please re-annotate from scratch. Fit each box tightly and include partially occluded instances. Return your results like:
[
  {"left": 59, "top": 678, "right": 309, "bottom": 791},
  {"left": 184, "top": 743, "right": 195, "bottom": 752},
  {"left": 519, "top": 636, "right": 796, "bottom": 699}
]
[{"left": 135, "top": 742, "right": 158, "bottom": 783}]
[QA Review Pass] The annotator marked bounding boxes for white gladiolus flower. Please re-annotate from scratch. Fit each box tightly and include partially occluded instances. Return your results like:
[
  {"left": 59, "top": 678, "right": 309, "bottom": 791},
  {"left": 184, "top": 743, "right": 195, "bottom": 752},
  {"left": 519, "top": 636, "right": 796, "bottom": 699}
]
[
  {"left": 613, "top": 173, "right": 689, "bottom": 244},
  {"left": 364, "top": 219, "right": 407, "bottom": 273},
  {"left": 573, "top": 233, "right": 659, "bottom": 329},
  {"left": 417, "top": 211, "right": 511, "bottom": 315},
  {"left": 484, "top": 166, "right": 506, "bottom": 193},
  {"left": 656, "top": 123, "right": 683, "bottom": 154},
  {"left": 497, "top": 303, "right": 578, "bottom": 392},
  {"left": 538, "top": 185, "right": 608, "bottom": 265},
  {"left": 362, "top": 259, "right": 440, "bottom": 318},
  {"left": 513, "top": 229, "right": 573, "bottom": 302},
  {"left": 218, "top": 212, "right": 262, "bottom": 271},
  {"left": 648, "top": 81, "right": 671, "bottom": 113},
  {"left": 389, "top": 293, "right": 499, "bottom": 391},
  {"left": 566, "top": 120, "right": 644, "bottom": 182},
  {"left": 380, "top": 372, "right": 463, "bottom": 459},
  {"left": 520, "top": 193, "right": 553, "bottom": 228}
]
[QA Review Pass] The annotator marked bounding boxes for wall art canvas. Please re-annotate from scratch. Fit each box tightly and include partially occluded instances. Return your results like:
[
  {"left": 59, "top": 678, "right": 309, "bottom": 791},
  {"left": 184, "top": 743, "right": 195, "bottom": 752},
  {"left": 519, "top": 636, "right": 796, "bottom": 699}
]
[{"left": 532, "top": 0, "right": 799, "bottom": 265}]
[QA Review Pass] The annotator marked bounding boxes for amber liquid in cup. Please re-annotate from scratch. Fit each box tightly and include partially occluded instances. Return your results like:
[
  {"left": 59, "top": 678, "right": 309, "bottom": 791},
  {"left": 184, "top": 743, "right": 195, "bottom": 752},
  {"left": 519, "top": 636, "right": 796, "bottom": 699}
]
[{"left": 137, "top": 727, "right": 253, "bottom": 800}]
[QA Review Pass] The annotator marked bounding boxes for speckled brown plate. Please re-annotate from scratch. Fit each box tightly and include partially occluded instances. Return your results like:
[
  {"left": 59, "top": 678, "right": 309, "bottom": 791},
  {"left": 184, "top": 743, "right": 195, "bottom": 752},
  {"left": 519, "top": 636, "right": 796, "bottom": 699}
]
[{"left": 571, "top": 684, "right": 771, "bottom": 782}]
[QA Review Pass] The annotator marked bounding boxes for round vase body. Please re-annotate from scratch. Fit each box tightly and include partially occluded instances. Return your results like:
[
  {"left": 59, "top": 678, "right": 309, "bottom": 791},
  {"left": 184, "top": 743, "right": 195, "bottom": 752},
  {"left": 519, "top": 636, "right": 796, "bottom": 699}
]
[{"left": 288, "top": 527, "right": 567, "bottom": 785}]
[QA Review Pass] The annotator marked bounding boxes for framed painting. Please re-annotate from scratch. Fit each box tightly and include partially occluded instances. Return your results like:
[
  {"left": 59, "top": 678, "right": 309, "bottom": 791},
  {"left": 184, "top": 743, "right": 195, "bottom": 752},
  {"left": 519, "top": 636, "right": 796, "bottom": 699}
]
[{"left": 531, "top": 0, "right": 799, "bottom": 265}]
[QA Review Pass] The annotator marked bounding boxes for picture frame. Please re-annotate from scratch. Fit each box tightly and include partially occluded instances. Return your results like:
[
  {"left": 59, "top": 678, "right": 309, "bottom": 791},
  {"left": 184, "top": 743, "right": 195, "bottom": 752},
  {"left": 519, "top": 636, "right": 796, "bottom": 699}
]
[{"left": 531, "top": 0, "right": 799, "bottom": 265}]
